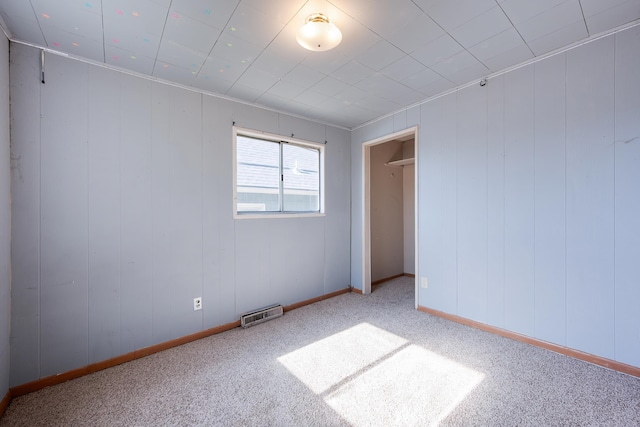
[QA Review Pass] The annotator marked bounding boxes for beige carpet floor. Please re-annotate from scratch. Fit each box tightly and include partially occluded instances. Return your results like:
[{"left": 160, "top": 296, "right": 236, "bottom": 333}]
[{"left": 2, "top": 276, "right": 640, "bottom": 426}]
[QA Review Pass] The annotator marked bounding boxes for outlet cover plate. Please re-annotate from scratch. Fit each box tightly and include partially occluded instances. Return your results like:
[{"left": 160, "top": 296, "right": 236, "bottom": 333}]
[{"left": 194, "top": 297, "right": 202, "bottom": 311}]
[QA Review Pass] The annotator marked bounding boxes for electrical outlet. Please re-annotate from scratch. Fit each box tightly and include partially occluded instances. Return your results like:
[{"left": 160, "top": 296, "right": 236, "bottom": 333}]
[
  {"left": 194, "top": 297, "right": 202, "bottom": 311},
  {"left": 420, "top": 277, "right": 428, "bottom": 289}
]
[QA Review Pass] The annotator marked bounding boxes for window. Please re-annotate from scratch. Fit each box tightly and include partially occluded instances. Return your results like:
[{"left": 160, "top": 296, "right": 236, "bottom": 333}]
[{"left": 234, "top": 128, "right": 324, "bottom": 216}]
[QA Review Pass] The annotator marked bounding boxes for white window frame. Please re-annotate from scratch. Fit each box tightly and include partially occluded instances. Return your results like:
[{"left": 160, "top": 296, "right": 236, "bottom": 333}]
[{"left": 233, "top": 126, "right": 325, "bottom": 219}]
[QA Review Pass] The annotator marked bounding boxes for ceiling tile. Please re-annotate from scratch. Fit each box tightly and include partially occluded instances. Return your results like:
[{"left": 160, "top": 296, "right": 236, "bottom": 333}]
[
  {"left": 105, "top": 45, "right": 155, "bottom": 75},
  {"left": 104, "top": 31, "right": 160, "bottom": 60},
  {"left": 257, "top": 92, "right": 312, "bottom": 116},
  {"left": 160, "top": 12, "right": 221, "bottom": 53},
  {"left": 419, "top": 78, "right": 457, "bottom": 98},
  {"left": 399, "top": 67, "right": 448, "bottom": 92},
  {"left": 2, "top": 16, "right": 47, "bottom": 46},
  {"left": 481, "top": 43, "right": 534, "bottom": 71},
  {"left": 515, "top": 0, "right": 584, "bottom": 42},
  {"left": 266, "top": 80, "right": 306, "bottom": 99},
  {"left": 449, "top": 6, "right": 512, "bottom": 48},
  {"left": 294, "top": 90, "right": 331, "bottom": 107},
  {"left": 170, "top": 0, "right": 239, "bottom": 28},
  {"left": 394, "top": 89, "right": 431, "bottom": 106},
  {"left": 0, "top": 0, "right": 38, "bottom": 22},
  {"left": 226, "top": 83, "right": 264, "bottom": 102},
  {"left": 210, "top": 33, "right": 262, "bottom": 66},
  {"left": 386, "top": 13, "right": 444, "bottom": 53},
  {"left": 102, "top": 0, "right": 167, "bottom": 36},
  {"left": 263, "top": 23, "right": 310, "bottom": 63},
  {"left": 40, "top": 29, "right": 105, "bottom": 62},
  {"left": 333, "top": 86, "right": 369, "bottom": 105},
  {"left": 332, "top": 104, "right": 379, "bottom": 127},
  {"left": 232, "top": 66, "right": 279, "bottom": 92},
  {"left": 199, "top": 54, "right": 250, "bottom": 83},
  {"left": 424, "top": 0, "right": 497, "bottom": 31},
  {"left": 153, "top": 60, "right": 198, "bottom": 86},
  {"left": 331, "top": 60, "right": 374, "bottom": 85},
  {"left": 310, "top": 76, "right": 352, "bottom": 97},
  {"left": 430, "top": 50, "right": 484, "bottom": 78},
  {"left": 316, "top": 96, "right": 354, "bottom": 112},
  {"left": 195, "top": 74, "right": 234, "bottom": 94},
  {"left": 468, "top": 28, "right": 528, "bottom": 61},
  {"left": 584, "top": 0, "right": 640, "bottom": 34},
  {"left": 380, "top": 56, "right": 427, "bottom": 82},
  {"left": 526, "top": 19, "right": 588, "bottom": 55},
  {"left": 499, "top": 0, "right": 568, "bottom": 25},
  {"left": 331, "top": 0, "right": 424, "bottom": 38},
  {"left": 411, "top": 34, "right": 464, "bottom": 67},
  {"left": 330, "top": 14, "right": 381, "bottom": 58},
  {"left": 301, "top": 52, "right": 352, "bottom": 75},
  {"left": 580, "top": 0, "right": 634, "bottom": 17},
  {"left": 355, "top": 74, "right": 416, "bottom": 101},
  {"left": 148, "top": 0, "right": 171, "bottom": 6},
  {"left": 223, "top": 2, "right": 283, "bottom": 49},
  {"left": 242, "top": 0, "right": 305, "bottom": 24},
  {"left": 34, "top": 5, "right": 104, "bottom": 43},
  {"left": 355, "top": 40, "right": 406, "bottom": 71},
  {"left": 283, "top": 64, "right": 327, "bottom": 88},
  {"left": 31, "top": 0, "right": 102, "bottom": 17},
  {"left": 353, "top": 95, "right": 403, "bottom": 115},
  {"left": 250, "top": 49, "right": 299, "bottom": 79},
  {"left": 156, "top": 41, "right": 208, "bottom": 70},
  {"left": 443, "top": 60, "right": 490, "bottom": 84}
]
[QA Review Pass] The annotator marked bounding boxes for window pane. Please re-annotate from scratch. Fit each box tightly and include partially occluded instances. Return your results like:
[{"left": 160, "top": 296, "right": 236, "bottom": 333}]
[
  {"left": 236, "top": 136, "right": 280, "bottom": 212},
  {"left": 282, "top": 143, "right": 320, "bottom": 212}
]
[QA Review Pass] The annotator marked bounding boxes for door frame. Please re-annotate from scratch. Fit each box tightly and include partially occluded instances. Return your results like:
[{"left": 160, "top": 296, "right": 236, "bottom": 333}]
[{"left": 362, "top": 126, "right": 419, "bottom": 308}]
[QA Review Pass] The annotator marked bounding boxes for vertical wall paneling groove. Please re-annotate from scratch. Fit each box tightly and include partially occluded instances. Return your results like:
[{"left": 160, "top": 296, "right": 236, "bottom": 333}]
[
  {"left": 440, "top": 94, "right": 458, "bottom": 314},
  {"left": 202, "top": 96, "right": 221, "bottom": 329},
  {"left": 613, "top": 26, "right": 640, "bottom": 367},
  {"left": 9, "top": 44, "right": 42, "bottom": 386},
  {"left": 39, "top": 55, "right": 90, "bottom": 377},
  {"left": 418, "top": 99, "right": 442, "bottom": 311},
  {"left": 486, "top": 75, "right": 506, "bottom": 329},
  {"left": 324, "top": 125, "right": 351, "bottom": 295},
  {"left": 503, "top": 66, "right": 535, "bottom": 337},
  {"left": 456, "top": 85, "right": 488, "bottom": 323},
  {"left": 533, "top": 54, "right": 567, "bottom": 346},
  {"left": 120, "top": 75, "right": 154, "bottom": 354},
  {"left": 565, "top": 37, "right": 615, "bottom": 359},
  {"left": 87, "top": 66, "right": 121, "bottom": 363},
  {"left": 0, "top": 31, "right": 10, "bottom": 400},
  {"left": 214, "top": 99, "right": 242, "bottom": 322},
  {"left": 170, "top": 88, "right": 204, "bottom": 339},
  {"left": 350, "top": 128, "right": 364, "bottom": 290}
]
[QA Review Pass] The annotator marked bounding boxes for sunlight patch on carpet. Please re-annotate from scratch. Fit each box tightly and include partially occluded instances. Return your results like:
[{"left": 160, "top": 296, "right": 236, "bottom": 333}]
[
  {"left": 277, "top": 322, "right": 407, "bottom": 394},
  {"left": 278, "top": 323, "right": 484, "bottom": 425}
]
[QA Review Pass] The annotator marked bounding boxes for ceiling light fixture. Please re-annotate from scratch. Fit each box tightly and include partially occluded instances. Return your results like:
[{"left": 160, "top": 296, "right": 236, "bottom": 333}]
[{"left": 296, "top": 13, "right": 342, "bottom": 52}]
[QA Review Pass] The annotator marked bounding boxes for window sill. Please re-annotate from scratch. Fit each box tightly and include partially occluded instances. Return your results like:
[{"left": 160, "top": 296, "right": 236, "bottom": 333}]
[{"left": 234, "top": 212, "right": 326, "bottom": 220}]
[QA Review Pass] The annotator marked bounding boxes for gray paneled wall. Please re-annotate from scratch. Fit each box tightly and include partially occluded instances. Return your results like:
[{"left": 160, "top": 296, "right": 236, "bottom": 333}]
[
  {"left": 351, "top": 25, "right": 640, "bottom": 368},
  {"left": 0, "top": 31, "right": 11, "bottom": 400},
  {"left": 9, "top": 43, "right": 351, "bottom": 387}
]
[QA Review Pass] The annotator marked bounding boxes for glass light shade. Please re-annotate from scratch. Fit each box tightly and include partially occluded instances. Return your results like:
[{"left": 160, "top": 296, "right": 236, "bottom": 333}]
[{"left": 296, "top": 14, "right": 342, "bottom": 52}]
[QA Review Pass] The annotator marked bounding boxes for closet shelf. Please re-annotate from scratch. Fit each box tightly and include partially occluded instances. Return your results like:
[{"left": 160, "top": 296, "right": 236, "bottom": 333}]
[{"left": 385, "top": 157, "right": 414, "bottom": 167}]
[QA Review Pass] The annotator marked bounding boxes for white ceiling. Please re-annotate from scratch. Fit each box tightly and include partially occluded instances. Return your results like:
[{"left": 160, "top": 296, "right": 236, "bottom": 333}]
[{"left": 1, "top": 0, "right": 639, "bottom": 129}]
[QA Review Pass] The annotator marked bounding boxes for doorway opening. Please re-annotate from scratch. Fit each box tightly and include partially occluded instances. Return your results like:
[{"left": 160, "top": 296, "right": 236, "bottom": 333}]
[{"left": 362, "top": 127, "right": 418, "bottom": 308}]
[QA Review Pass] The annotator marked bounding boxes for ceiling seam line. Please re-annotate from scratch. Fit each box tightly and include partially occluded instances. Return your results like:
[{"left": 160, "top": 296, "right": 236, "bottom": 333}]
[
  {"left": 494, "top": 1, "right": 534, "bottom": 56},
  {"left": 150, "top": 0, "right": 174, "bottom": 75}
]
